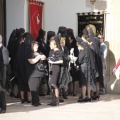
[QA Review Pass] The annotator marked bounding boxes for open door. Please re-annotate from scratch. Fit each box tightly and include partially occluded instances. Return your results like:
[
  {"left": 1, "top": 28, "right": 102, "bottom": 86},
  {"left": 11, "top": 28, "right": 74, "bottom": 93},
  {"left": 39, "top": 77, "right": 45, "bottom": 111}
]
[{"left": 0, "top": 0, "right": 6, "bottom": 46}]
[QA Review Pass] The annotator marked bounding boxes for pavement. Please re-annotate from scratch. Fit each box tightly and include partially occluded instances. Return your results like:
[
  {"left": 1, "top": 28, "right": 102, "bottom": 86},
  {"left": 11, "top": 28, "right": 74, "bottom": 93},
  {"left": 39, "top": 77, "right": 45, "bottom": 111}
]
[{"left": 0, "top": 94, "right": 120, "bottom": 120}]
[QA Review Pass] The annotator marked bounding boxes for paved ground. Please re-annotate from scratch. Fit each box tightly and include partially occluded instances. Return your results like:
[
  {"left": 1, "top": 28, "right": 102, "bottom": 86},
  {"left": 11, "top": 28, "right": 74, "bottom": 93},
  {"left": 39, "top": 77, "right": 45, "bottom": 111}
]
[{"left": 0, "top": 94, "right": 120, "bottom": 120}]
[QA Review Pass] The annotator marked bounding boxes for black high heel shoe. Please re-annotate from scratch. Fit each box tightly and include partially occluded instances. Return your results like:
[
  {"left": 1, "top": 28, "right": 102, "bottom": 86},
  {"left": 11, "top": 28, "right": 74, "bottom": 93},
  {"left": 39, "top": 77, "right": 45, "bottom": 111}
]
[
  {"left": 92, "top": 95, "right": 100, "bottom": 100},
  {"left": 63, "top": 94, "right": 68, "bottom": 99},
  {"left": 26, "top": 99, "right": 31, "bottom": 103},
  {"left": 32, "top": 103, "right": 42, "bottom": 106},
  {"left": 47, "top": 101, "right": 54, "bottom": 105},
  {"left": 51, "top": 102, "right": 59, "bottom": 106},
  {"left": 67, "top": 92, "right": 73, "bottom": 96},
  {"left": 86, "top": 98, "right": 92, "bottom": 102},
  {"left": 51, "top": 99, "right": 59, "bottom": 106},
  {"left": 21, "top": 99, "right": 25, "bottom": 103},
  {"left": 59, "top": 99, "right": 64, "bottom": 103},
  {"left": 78, "top": 97, "right": 87, "bottom": 102}
]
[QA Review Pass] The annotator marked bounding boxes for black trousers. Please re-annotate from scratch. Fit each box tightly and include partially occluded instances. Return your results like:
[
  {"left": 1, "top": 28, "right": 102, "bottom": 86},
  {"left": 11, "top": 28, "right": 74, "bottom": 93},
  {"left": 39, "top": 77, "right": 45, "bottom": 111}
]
[
  {"left": 28, "top": 77, "right": 41, "bottom": 104},
  {"left": 0, "top": 91, "right": 6, "bottom": 109}
]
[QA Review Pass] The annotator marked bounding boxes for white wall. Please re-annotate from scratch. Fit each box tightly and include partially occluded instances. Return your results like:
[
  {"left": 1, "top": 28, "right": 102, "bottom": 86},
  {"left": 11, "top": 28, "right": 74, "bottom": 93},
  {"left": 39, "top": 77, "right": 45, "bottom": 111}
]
[
  {"left": 6, "top": 0, "right": 27, "bottom": 44},
  {"left": 6, "top": 0, "right": 108, "bottom": 42},
  {"left": 41, "top": 0, "right": 108, "bottom": 36},
  {"left": 42, "top": 0, "right": 91, "bottom": 36}
]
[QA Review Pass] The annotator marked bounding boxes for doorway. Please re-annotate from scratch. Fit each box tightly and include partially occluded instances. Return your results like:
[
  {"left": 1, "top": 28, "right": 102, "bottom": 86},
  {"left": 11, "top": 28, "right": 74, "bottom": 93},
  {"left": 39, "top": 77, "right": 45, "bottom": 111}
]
[{"left": 0, "top": 0, "right": 6, "bottom": 46}]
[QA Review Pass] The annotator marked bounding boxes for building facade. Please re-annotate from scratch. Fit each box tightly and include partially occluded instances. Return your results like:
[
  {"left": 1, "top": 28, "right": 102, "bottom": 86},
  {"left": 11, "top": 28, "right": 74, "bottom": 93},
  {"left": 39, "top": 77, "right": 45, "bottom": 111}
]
[{"left": 0, "top": 0, "right": 120, "bottom": 94}]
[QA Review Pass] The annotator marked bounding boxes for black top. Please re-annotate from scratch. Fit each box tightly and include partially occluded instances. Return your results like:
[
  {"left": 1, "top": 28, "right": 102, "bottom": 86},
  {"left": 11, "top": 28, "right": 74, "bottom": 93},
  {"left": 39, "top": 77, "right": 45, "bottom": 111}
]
[
  {"left": 77, "top": 49, "right": 88, "bottom": 64},
  {"left": 26, "top": 50, "right": 45, "bottom": 78},
  {"left": 36, "top": 37, "right": 49, "bottom": 57},
  {"left": 62, "top": 46, "right": 70, "bottom": 67},
  {"left": 0, "top": 47, "right": 3, "bottom": 68},
  {"left": 70, "top": 40, "right": 78, "bottom": 57},
  {"left": 16, "top": 42, "right": 26, "bottom": 81}
]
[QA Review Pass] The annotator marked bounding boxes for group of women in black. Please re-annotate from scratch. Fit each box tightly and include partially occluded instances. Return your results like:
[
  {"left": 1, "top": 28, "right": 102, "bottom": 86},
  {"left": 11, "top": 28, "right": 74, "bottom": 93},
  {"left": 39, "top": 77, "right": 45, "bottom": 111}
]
[{"left": 7, "top": 25, "right": 103, "bottom": 106}]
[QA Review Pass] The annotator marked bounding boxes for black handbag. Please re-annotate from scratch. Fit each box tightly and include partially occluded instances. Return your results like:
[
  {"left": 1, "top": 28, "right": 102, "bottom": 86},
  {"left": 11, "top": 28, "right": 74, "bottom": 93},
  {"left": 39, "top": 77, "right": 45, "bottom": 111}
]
[{"left": 37, "top": 60, "right": 46, "bottom": 72}]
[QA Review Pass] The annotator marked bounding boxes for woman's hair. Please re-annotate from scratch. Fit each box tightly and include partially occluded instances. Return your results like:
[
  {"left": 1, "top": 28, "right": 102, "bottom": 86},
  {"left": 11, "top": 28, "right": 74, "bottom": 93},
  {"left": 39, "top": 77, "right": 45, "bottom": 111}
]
[
  {"left": 57, "top": 26, "right": 67, "bottom": 37},
  {"left": 30, "top": 41, "right": 38, "bottom": 52},
  {"left": 38, "top": 28, "right": 46, "bottom": 39},
  {"left": 60, "top": 37, "right": 66, "bottom": 44},
  {"left": 50, "top": 35, "right": 62, "bottom": 50},
  {"left": 68, "top": 33, "right": 75, "bottom": 40},
  {"left": 67, "top": 28, "right": 74, "bottom": 35},
  {"left": 47, "top": 31, "right": 55, "bottom": 41},
  {"left": 22, "top": 32, "right": 31, "bottom": 39},
  {"left": 36, "top": 28, "right": 46, "bottom": 42}
]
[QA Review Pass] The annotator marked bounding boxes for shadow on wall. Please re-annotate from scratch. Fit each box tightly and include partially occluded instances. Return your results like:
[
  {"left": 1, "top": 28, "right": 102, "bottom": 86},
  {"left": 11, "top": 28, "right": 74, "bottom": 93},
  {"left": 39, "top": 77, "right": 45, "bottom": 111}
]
[
  {"left": 104, "top": 41, "right": 116, "bottom": 81},
  {"left": 105, "top": 41, "right": 120, "bottom": 94},
  {"left": 85, "top": 0, "right": 107, "bottom": 11}
]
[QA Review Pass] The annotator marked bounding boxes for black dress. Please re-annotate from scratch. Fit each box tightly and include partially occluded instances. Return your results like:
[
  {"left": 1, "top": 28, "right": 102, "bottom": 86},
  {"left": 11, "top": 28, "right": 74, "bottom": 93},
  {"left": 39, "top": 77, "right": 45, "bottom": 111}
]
[
  {"left": 69, "top": 40, "right": 79, "bottom": 82},
  {"left": 26, "top": 50, "right": 46, "bottom": 105},
  {"left": 26, "top": 51, "right": 45, "bottom": 79},
  {"left": 77, "top": 49, "right": 89, "bottom": 86},
  {"left": 76, "top": 42, "right": 97, "bottom": 90},
  {"left": 77, "top": 48, "right": 95, "bottom": 90},
  {"left": 59, "top": 46, "right": 72, "bottom": 90},
  {"left": 16, "top": 42, "right": 29, "bottom": 91},
  {"left": 49, "top": 50, "right": 63, "bottom": 88}
]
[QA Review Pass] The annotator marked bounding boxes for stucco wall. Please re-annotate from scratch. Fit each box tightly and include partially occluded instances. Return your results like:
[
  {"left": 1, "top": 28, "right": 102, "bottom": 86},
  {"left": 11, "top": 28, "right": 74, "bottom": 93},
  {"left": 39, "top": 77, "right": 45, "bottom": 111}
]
[
  {"left": 6, "top": 0, "right": 120, "bottom": 94},
  {"left": 6, "top": 0, "right": 28, "bottom": 44}
]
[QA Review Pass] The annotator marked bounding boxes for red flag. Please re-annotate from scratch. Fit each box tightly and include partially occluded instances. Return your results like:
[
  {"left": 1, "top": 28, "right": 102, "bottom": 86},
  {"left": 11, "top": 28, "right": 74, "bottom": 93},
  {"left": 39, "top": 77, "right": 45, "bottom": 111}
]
[{"left": 29, "top": 1, "right": 43, "bottom": 40}]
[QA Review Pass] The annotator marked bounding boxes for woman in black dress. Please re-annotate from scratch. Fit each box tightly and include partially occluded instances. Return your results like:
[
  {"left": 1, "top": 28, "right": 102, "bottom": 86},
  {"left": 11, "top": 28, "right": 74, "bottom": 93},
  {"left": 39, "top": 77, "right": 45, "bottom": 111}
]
[
  {"left": 16, "top": 33, "right": 32, "bottom": 103},
  {"left": 68, "top": 33, "right": 79, "bottom": 96},
  {"left": 76, "top": 37, "right": 95, "bottom": 102},
  {"left": 83, "top": 26, "right": 103, "bottom": 100},
  {"left": 48, "top": 36, "right": 63, "bottom": 106},
  {"left": 59, "top": 37, "right": 72, "bottom": 99},
  {"left": 26, "top": 41, "right": 46, "bottom": 106}
]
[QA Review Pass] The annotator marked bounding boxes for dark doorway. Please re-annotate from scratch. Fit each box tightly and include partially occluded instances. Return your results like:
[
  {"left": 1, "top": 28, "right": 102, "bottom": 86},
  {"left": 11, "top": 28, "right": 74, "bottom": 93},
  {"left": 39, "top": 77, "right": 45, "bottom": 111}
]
[{"left": 0, "top": 0, "right": 6, "bottom": 46}]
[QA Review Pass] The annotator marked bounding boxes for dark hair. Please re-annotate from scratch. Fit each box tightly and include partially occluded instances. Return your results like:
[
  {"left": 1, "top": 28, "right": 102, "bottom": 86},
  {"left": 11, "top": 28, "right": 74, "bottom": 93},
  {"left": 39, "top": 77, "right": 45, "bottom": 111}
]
[
  {"left": 47, "top": 31, "right": 55, "bottom": 41},
  {"left": 24, "top": 34, "right": 34, "bottom": 48},
  {"left": 22, "top": 32, "right": 31, "bottom": 39},
  {"left": 68, "top": 33, "right": 75, "bottom": 40},
  {"left": 67, "top": 28, "right": 74, "bottom": 35},
  {"left": 57, "top": 26, "right": 67, "bottom": 37},
  {"left": 50, "top": 35, "right": 62, "bottom": 50},
  {"left": 30, "top": 41, "right": 39, "bottom": 52},
  {"left": 38, "top": 28, "right": 46, "bottom": 39}
]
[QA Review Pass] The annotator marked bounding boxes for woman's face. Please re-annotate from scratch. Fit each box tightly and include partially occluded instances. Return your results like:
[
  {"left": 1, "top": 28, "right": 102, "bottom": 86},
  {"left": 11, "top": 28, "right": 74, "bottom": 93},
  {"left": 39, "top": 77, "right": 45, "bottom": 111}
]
[
  {"left": 50, "top": 41, "right": 56, "bottom": 50},
  {"left": 77, "top": 43, "right": 83, "bottom": 50},
  {"left": 69, "top": 37, "right": 73, "bottom": 43},
  {"left": 60, "top": 41, "right": 65, "bottom": 47},
  {"left": 33, "top": 44, "right": 39, "bottom": 52},
  {"left": 60, "top": 39, "right": 65, "bottom": 47},
  {"left": 44, "top": 33, "right": 46, "bottom": 40}
]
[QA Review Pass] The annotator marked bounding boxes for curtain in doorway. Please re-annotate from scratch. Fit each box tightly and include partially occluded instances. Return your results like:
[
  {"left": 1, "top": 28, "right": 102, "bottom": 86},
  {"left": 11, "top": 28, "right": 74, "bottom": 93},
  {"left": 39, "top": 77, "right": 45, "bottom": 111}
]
[{"left": 29, "top": 0, "right": 44, "bottom": 40}]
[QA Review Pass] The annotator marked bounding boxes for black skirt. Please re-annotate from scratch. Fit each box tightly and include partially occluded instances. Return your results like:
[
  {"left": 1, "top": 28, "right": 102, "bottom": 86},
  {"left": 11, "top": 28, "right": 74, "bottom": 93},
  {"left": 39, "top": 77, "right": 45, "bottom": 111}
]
[
  {"left": 70, "top": 63, "right": 79, "bottom": 82},
  {"left": 49, "top": 64, "right": 60, "bottom": 88}
]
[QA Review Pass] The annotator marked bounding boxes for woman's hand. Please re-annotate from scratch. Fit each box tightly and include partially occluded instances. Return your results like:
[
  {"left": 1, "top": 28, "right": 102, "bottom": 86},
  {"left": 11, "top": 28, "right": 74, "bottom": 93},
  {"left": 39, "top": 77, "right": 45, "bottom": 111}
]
[
  {"left": 40, "top": 55, "right": 46, "bottom": 60},
  {"left": 34, "top": 52, "right": 40, "bottom": 56},
  {"left": 28, "top": 54, "right": 46, "bottom": 64},
  {"left": 48, "top": 60, "right": 63, "bottom": 64},
  {"left": 48, "top": 59, "right": 54, "bottom": 64}
]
